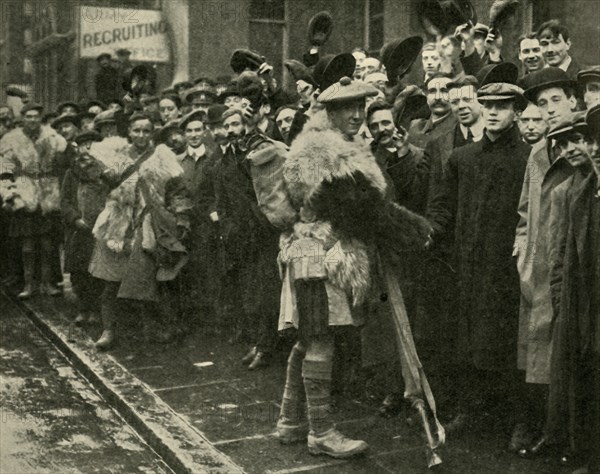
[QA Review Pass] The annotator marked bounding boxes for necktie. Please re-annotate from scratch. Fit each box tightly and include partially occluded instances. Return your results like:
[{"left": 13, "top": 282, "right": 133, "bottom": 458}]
[{"left": 466, "top": 128, "right": 474, "bottom": 143}]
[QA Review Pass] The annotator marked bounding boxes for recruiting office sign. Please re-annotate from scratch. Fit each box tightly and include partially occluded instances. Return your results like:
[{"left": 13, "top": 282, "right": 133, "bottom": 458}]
[{"left": 79, "top": 6, "right": 170, "bottom": 63}]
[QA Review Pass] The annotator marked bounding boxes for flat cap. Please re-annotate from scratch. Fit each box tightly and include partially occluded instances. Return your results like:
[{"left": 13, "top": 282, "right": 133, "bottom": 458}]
[
  {"left": 128, "top": 111, "right": 154, "bottom": 124},
  {"left": 93, "top": 109, "right": 116, "bottom": 129},
  {"left": 75, "top": 130, "right": 102, "bottom": 145},
  {"left": 86, "top": 100, "right": 107, "bottom": 111},
  {"left": 318, "top": 76, "right": 379, "bottom": 104},
  {"left": 5, "top": 85, "right": 28, "bottom": 99},
  {"left": 116, "top": 48, "right": 131, "bottom": 56},
  {"left": 52, "top": 113, "right": 80, "bottom": 129},
  {"left": 218, "top": 82, "right": 241, "bottom": 102},
  {"left": 21, "top": 103, "right": 44, "bottom": 114},
  {"left": 97, "top": 53, "right": 112, "bottom": 62},
  {"left": 473, "top": 23, "right": 490, "bottom": 36},
  {"left": 586, "top": 104, "right": 600, "bottom": 137},
  {"left": 179, "top": 110, "right": 205, "bottom": 130},
  {"left": 184, "top": 84, "right": 217, "bottom": 104},
  {"left": 159, "top": 93, "right": 182, "bottom": 109},
  {"left": 546, "top": 111, "right": 588, "bottom": 140},
  {"left": 577, "top": 66, "right": 600, "bottom": 84},
  {"left": 173, "top": 80, "right": 194, "bottom": 93},
  {"left": 522, "top": 67, "right": 576, "bottom": 102},
  {"left": 477, "top": 82, "right": 527, "bottom": 109}
]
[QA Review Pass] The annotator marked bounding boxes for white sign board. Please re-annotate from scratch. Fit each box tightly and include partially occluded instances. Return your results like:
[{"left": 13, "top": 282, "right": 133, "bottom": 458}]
[{"left": 79, "top": 6, "right": 170, "bottom": 63}]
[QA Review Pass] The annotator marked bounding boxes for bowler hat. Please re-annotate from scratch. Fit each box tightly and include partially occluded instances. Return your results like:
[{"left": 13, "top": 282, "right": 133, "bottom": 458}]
[
  {"left": 546, "top": 111, "right": 588, "bottom": 140},
  {"left": 284, "top": 60, "right": 317, "bottom": 87},
  {"left": 122, "top": 65, "right": 155, "bottom": 94},
  {"left": 477, "top": 82, "right": 527, "bottom": 110},
  {"left": 141, "top": 95, "right": 159, "bottom": 106},
  {"left": 380, "top": 36, "right": 424, "bottom": 86},
  {"left": 21, "top": 103, "right": 44, "bottom": 115},
  {"left": 586, "top": 104, "right": 600, "bottom": 138},
  {"left": 86, "top": 100, "right": 107, "bottom": 111},
  {"left": 318, "top": 76, "right": 379, "bottom": 104},
  {"left": 308, "top": 11, "right": 333, "bottom": 47},
  {"left": 96, "top": 53, "right": 112, "bottom": 62},
  {"left": 418, "top": 0, "right": 478, "bottom": 36},
  {"left": 116, "top": 48, "right": 131, "bottom": 56},
  {"left": 312, "top": 53, "right": 356, "bottom": 92},
  {"left": 205, "top": 104, "right": 228, "bottom": 125},
  {"left": 522, "top": 67, "right": 576, "bottom": 102},
  {"left": 230, "top": 49, "right": 265, "bottom": 74},
  {"left": 473, "top": 23, "right": 490, "bottom": 37},
  {"left": 75, "top": 130, "right": 101, "bottom": 145},
  {"left": 477, "top": 62, "right": 519, "bottom": 87},
  {"left": 179, "top": 110, "right": 205, "bottom": 130},
  {"left": 57, "top": 101, "right": 80, "bottom": 115},
  {"left": 52, "top": 114, "right": 80, "bottom": 129}
]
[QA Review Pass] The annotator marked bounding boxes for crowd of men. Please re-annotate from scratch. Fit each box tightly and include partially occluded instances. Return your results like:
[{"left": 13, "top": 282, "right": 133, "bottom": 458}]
[{"left": 0, "top": 16, "right": 599, "bottom": 470}]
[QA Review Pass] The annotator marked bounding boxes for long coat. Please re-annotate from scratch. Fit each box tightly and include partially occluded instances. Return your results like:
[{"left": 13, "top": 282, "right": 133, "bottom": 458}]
[
  {"left": 515, "top": 139, "right": 574, "bottom": 383},
  {"left": 61, "top": 165, "right": 109, "bottom": 274},
  {"left": 545, "top": 168, "right": 600, "bottom": 454},
  {"left": 408, "top": 113, "right": 457, "bottom": 150},
  {"left": 177, "top": 139, "right": 220, "bottom": 311},
  {"left": 214, "top": 139, "right": 281, "bottom": 317},
  {"left": 428, "top": 126, "right": 530, "bottom": 370}
]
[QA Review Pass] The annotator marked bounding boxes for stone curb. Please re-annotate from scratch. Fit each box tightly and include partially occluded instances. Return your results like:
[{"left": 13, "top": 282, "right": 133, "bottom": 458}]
[{"left": 4, "top": 290, "right": 246, "bottom": 474}]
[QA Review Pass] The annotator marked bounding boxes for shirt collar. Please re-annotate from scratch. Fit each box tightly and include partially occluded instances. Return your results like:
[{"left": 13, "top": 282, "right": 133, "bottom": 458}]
[
  {"left": 187, "top": 144, "right": 206, "bottom": 161},
  {"left": 558, "top": 55, "right": 572, "bottom": 72},
  {"left": 460, "top": 119, "right": 484, "bottom": 142}
]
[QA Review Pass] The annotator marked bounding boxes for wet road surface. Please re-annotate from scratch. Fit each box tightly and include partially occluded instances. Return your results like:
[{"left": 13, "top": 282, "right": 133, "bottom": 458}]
[{"left": 0, "top": 294, "right": 173, "bottom": 474}]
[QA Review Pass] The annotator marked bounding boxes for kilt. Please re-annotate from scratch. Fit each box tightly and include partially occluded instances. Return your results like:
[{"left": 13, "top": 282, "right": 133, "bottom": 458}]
[{"left": 295, "top": 279, "right": 331, "bottom": 340}]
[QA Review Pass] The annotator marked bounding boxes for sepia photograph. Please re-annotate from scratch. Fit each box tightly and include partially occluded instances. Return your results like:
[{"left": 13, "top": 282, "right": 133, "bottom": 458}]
[{"left": 0, "top": 0, "right": 598, "bottom": 472}]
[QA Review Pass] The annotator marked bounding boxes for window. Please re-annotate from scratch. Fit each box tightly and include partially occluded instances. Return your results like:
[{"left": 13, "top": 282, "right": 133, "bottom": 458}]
[
  {"left": 249, "top": 0, "right": 286, "bottom": 82},
  {"left": 367, "top": 0, "right": 384, "bottom": 54}
]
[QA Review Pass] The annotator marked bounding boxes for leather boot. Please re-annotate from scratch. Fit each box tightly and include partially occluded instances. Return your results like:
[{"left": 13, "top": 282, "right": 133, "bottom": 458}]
[
  {"left": 248, "top": 351, "right": 269, "bottom": 370},
  {"left": 41, "top": 260, "right": 61, "bottom": 296},
  {"left": 18, "top": 247, "right": 35, "bottom": 299},
  {"left": 95, "top": 301, "right": 116, "bottom": 350},
  {"left": 241, "top": 346, "right": 257, "bottom": 365}
]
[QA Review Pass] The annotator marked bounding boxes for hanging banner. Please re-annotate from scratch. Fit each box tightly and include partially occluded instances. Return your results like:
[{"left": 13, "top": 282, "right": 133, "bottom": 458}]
[{"left": 79, "top": 6, "right": 170, "bottom": 62}]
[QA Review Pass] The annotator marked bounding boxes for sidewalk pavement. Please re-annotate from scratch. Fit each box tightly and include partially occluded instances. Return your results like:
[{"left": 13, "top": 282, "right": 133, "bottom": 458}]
[{"left": 4, "top": 282, "right": 571, "bottom": 474}]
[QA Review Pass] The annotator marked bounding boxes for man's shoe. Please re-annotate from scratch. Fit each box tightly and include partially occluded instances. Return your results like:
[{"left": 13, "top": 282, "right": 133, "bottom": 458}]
[
  {"left": 95, "top": 330, "right": 115, "bottom": 350},
  {"left": 275, "top": 419, "right": 309, "bottom": 445},
  {"left": 508, "top": 423, "right": 533, "bottom": 453},
  {"left": 42, "top": 283, "right": 62, "bottom": 297},
  {"left": 248, "top": 351, "right": 269, "bottom": 370},
  {"left": 307, "top": 428, "right": 369, "bottom": 458},
  {"left": 18, "top": 284, "right": 34, "bottom": 300},
  {"left": 518, "top": 435, "right": 554, "bottom": 458},
  {"left": 241, "top": 346, "right": 257, "bottom": 365}
]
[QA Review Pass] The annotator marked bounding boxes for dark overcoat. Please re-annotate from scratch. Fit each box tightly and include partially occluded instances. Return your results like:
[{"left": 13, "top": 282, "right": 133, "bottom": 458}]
[
  {"left": 546, "top": 168, "right": 600, "bottom": 455},
  {"left": 428, "top": 126, "right": 530, "bottom": 370},
  {"left": 177, "top": 138, "right": 220, "bottom": 310},
  {"left": 214, "top": 140, "right": 280, "bottom": 316}
]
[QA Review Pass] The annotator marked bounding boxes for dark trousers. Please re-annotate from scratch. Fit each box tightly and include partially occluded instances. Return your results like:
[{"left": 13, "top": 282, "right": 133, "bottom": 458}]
[{"left": 71, "top": 271, "right": 103, "bottom": 313}]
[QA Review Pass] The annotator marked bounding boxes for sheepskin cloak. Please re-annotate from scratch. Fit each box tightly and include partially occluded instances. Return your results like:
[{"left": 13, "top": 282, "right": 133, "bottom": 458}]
[
  {"left": 249, "top": 111, "right": 431, "bottom": 330},
  {"left": 89, "top": 140, "right": 189, "bottom": 300},
  {"left": 0, "top": 125, "right": 67, "bottom": 214}
]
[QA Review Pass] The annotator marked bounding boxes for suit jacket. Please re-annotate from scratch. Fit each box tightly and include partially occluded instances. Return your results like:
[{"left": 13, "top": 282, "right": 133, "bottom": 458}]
[
  {"left": 565, "top": 57, "right": 581, "bottom": 80},
  {"left": 408, "top": 112, "right": 457, "bottom": 150}
]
